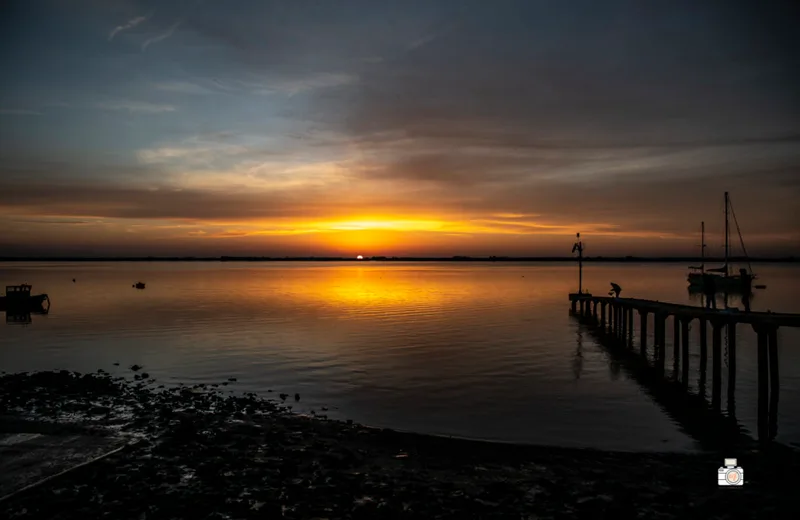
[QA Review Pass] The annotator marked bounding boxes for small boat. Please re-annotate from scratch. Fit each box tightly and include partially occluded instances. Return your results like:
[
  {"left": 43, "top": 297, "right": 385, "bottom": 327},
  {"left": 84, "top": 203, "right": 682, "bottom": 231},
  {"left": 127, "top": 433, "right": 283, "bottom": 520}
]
[
  {"left": 0, "top": 284, "right": 50, "bottom": 312},
  {"left": 133, "top": 282, "right": 146, "bottom": 289}
]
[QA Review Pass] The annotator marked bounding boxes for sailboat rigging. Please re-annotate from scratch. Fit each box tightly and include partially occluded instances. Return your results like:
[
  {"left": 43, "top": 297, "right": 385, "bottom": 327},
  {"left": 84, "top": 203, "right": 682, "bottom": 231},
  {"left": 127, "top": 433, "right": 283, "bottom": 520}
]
[{"left": 687, "top": 192, "right": 755, "bottom": 293}]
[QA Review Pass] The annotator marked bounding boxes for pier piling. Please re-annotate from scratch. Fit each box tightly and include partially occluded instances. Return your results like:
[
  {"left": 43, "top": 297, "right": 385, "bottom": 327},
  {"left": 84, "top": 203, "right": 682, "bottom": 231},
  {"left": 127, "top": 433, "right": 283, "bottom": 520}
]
[
  {"left": 699, "top": 319, "right": 708, "bottom": 396},
  {"left": 681, "top": 319, "right": 690, "bottom": 389},
  {"left": 768, "top": 326, "right": 779, "bottom": 440},
  {"left": 711, "top": 321, "right": 722, "bottom": 411},
  {"left": 628, "top": 308, "right": 634, "bottom": 347},
  {"left": 673, "top": 317, "right": 681, "bottom": 380},
  {"left": 639, "top": 311, "right": 648, "bottom": 356},
  {"left": 756, "top": 325, "right": 769, "bottom": 441},
  {"left": 600, "top": 302, "right": 606, "bottom": 328},
  {"left": 727, "top": 322, "right": 736, "bottom": 416}
]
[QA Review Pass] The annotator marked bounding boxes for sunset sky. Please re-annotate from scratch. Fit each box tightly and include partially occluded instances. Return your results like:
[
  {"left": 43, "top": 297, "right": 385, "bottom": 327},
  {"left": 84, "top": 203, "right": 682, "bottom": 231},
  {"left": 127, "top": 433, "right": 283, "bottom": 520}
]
[{"left": 1, "top": 0, "right": 798, "bottom": 257}]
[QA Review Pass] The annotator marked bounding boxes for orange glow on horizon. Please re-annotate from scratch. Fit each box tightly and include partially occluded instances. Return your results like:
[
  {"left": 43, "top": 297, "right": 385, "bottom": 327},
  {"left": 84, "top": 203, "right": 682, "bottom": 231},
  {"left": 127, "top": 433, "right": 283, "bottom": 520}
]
[{"left": 1, "top": 210, "right": 725, "bottom": 257}]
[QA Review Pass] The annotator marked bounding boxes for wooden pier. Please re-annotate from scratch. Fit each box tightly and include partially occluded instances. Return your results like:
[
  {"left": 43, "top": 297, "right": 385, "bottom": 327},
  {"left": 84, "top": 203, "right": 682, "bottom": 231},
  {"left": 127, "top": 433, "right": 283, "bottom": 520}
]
[{"left": 569, "top": 292, "right": 800, "bottom": 445}]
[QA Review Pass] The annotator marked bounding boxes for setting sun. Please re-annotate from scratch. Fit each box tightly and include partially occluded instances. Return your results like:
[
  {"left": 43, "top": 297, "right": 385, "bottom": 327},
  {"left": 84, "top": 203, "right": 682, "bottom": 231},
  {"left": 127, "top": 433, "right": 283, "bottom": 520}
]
[{"left": 356, "top": 255, "right": 363, "bottom": 260}]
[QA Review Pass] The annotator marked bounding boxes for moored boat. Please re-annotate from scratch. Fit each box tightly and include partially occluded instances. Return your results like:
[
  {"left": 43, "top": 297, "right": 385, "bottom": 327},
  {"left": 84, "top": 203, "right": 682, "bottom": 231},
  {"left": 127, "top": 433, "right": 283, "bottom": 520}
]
[
  {"left": 686, "top": 192, "right": 756, "bottom": 294},
  {"left": 0, "top": 284, "right": 50, "bottom": 312}
]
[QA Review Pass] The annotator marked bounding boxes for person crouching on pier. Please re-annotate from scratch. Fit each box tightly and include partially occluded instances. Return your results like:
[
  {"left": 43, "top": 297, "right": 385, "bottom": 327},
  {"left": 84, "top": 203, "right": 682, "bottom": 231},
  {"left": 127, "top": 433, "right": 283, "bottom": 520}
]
[{"left": 608, "top": 282, "right": 621, "bottom": 298}]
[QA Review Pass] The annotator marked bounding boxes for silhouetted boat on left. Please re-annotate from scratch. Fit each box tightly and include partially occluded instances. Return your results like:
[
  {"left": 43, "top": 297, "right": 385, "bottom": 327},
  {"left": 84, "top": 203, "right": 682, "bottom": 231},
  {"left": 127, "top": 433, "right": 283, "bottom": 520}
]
[{"left": 0, "top": 284, "right": 50, "bottom": 312}]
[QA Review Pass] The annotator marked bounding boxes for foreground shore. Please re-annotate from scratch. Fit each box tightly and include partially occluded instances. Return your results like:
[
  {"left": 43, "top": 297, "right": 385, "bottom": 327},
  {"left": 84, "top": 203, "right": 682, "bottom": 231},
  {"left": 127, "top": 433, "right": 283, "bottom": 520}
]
[{"left": 1, "top": 371, "right": 796, "bottom": 519}]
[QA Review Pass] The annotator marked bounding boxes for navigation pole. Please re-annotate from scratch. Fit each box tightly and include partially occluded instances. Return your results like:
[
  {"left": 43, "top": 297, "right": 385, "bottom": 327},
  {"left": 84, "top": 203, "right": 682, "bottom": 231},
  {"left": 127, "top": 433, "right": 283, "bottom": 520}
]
[{"left": 572, "top": 232, "right": 584, "bottom": 294}]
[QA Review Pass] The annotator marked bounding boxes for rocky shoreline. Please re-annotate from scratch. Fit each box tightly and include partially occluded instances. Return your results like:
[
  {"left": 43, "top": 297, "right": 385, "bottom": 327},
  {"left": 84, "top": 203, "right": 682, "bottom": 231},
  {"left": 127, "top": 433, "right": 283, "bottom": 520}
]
[{"left": 0, "top": 370, "right": 796, "bottom": 519}]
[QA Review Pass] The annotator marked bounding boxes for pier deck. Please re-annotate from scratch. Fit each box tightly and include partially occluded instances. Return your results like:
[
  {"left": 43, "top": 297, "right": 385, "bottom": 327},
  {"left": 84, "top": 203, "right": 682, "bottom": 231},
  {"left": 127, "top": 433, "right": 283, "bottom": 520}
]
[{"left": 569, "top": 293, "right": 800, "bottom": 328}]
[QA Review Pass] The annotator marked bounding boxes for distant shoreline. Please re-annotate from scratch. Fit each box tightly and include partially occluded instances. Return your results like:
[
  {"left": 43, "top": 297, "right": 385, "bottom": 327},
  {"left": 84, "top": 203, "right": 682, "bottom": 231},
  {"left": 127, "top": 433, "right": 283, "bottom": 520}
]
[{"left": 0, "top": 256, "right": 797, "bottom": 263}]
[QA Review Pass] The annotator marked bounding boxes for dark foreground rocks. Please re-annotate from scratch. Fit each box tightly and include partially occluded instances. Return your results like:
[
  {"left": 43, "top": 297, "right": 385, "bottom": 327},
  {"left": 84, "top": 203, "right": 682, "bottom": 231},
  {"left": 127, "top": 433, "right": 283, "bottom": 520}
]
[{"left": 1, "top": 371, "right": 797, "bottom": 520}]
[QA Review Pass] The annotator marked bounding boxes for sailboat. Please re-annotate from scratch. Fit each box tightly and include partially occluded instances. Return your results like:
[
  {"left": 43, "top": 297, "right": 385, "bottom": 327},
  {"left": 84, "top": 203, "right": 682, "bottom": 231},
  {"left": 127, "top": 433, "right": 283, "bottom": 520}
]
[{"left": 687, "top": 192, "right": 755, "bottom": 293}]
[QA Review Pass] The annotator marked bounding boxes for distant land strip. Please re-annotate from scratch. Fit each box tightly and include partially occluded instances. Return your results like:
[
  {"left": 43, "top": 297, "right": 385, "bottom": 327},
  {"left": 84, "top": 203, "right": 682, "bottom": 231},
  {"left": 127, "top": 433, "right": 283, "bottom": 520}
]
[{"left": 0, "top": 256, "right": 797, "bottom": 263}]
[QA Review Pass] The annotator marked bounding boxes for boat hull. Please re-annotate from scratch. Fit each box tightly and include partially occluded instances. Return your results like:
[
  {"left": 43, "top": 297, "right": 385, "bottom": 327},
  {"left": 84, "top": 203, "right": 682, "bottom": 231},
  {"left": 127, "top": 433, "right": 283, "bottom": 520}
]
[
  {"left": 687, "top": 273, "right": 751, "bottom": 293},
  {"left": 0, "top": 294, "right": 50, "bottom": 312}
]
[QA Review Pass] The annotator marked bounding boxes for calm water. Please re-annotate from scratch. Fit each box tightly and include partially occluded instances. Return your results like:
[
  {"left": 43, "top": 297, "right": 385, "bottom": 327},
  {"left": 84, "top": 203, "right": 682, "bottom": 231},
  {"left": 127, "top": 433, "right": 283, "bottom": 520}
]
[{"left": 2, "top": 262, "right": 799, "bottom": 452}]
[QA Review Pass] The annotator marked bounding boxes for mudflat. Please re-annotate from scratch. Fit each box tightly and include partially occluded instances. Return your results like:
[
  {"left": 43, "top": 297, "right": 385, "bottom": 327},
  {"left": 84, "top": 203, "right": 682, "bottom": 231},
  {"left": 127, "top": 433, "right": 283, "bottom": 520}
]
[{"left": 1, "top": 371, "right": 795, "bottom": 519}]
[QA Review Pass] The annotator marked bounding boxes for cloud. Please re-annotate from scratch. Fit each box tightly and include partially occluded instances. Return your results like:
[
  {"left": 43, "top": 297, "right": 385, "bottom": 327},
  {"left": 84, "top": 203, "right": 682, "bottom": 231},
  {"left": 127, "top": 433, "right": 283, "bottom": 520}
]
[
  {"left": 0, "top": 109, "right": 41, "bottom": 116},
  {"left": 251, "top": 73, "right": 358, "bottom": 96},
  {"left": 136, "top": 143, "right": 249, "bottom": 165},
  {"left": 153, "top": 81, "right": 215, "bottom": 95},
  {"left": 11, "top": 218, "right": 94, "bottom": 225},
  {"left": 407, "top": 33, "right": 437, "bottom": 51},
  {"left": 142, "top": 21, "right": 181, "bottom": 51},
  {"left": 93, "top": 100, "right": 176, "bottom": 113},
  {"left": 108, "top": 14, "right": 150, "bottom": 41}
]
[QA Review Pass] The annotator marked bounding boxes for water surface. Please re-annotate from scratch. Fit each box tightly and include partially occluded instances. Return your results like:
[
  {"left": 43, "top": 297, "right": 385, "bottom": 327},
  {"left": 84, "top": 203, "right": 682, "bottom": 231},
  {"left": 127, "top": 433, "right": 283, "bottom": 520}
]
[{"left": 2, "top": 261, "right": 799, "bottom": 452}]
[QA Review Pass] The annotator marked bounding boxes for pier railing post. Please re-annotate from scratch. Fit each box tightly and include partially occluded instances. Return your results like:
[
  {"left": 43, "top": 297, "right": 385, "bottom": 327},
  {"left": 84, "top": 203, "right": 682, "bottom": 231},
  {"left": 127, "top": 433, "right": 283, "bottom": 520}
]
[
  {"left": 681, "top": 318, "right": 690, "bottom": 389},
  {"left": 673, "top": 316, "right": 681, "bottom": 381},
  {"left": 754, "top": 324, "right": 769, "bottom": 442},
  {"left": 727, "top": 322, "right": 736, "bottom": 417},
  {"left": 640, "top": 310, "right": 648, "bottom": 356},
  {"left": 768, "top": 326, "right": 779, "bottom": 440},
  {"left": 711, "top": 320, "right": 723, "bottom": 411},
  {"left": 699, "top": 318, "right": 708, "bottom": 397},
  {"left": 600, "top": 302, "right": 606, "bottom": 329},
  {"left": 628, "top": 308, "right": 634, "bottom": 347},
  {"left": 654, "top": 312, "right": 667, "bottom": 375},
  {"left": 620, "top": 305, "right": 627, "bottom": 344}
]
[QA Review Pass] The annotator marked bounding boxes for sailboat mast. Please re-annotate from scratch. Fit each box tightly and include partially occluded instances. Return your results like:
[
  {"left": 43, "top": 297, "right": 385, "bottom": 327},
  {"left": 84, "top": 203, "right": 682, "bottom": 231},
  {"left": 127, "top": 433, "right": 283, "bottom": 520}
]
[
  {"left": 724, "top": 191, "right": 729, "bottom": 277},
  {"left": 701, "top": 221, "right": 705, "bottom": 274}
]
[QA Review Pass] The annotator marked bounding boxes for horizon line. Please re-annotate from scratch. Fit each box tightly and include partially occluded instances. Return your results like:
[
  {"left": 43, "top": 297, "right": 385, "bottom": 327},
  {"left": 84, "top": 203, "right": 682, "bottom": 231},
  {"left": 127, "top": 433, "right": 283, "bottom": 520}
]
[{"left": 0, "top": 255, "right": 797, "bottom": 263}]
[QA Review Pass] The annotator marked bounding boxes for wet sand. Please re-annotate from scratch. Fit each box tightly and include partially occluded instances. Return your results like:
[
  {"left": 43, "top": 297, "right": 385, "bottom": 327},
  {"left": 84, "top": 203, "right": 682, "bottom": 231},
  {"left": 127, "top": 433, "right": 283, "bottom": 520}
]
[{"left": 0, "top": 370, "right": 795, "bottom": 519}]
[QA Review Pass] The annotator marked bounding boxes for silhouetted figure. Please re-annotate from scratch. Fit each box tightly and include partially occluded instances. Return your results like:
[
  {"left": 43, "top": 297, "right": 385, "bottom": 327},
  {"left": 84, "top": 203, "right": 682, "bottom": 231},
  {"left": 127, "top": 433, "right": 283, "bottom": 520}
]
[
  {"left": 608, "top": 282, "right": 621, "bottom": 298},
  {"left": 739, "top": 269, "right": 752, "bottom": 312},
  {"left": 703, "top": 274, "right": 717, "bottom": 309},
  {"left": 72, "top": 278, "right": 76, "bottom": 283}
]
